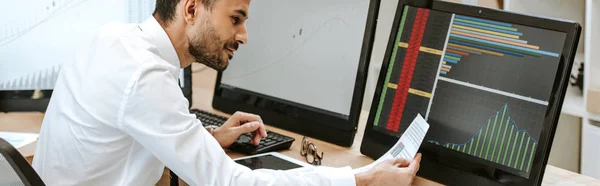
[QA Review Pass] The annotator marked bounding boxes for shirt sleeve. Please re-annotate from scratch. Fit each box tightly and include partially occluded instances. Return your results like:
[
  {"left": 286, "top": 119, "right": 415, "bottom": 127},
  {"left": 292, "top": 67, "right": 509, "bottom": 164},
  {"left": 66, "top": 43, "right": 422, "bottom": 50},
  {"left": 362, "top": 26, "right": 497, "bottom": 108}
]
[{"left": 117, "top": 64, "right": 357, "bottom": 186}]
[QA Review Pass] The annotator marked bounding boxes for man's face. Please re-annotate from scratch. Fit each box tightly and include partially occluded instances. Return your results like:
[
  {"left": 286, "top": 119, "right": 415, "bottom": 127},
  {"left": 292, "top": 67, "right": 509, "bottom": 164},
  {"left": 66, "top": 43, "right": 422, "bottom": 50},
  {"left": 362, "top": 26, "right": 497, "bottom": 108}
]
[{"left": 187, "top": 0, "right": 249, "bottom": 71}]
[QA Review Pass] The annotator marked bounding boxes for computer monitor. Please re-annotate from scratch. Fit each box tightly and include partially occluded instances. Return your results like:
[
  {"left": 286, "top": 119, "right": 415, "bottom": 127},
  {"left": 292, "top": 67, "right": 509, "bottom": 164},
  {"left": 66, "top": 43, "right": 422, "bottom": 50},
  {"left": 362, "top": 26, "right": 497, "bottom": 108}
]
[
  {"left": 0, "top": 0, "right": 192, "bottom": 112},
  {"left": 211, "top": 0, "right": 378, "bottom": 146},
  {"left": 360, "top": 0, "right": 580, "bottom": 185}
]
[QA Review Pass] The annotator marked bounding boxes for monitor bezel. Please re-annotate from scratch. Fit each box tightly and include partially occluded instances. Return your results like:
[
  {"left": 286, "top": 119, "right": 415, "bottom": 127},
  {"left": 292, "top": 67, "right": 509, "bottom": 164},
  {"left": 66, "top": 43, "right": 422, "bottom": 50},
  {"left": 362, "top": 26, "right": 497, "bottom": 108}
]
[
  {"left": 360, "top": 0, "right": 581, "bottom": 185},
  {"left": 0, "top": 90, "right": 52, "bottom": 112},
  {"left": 0, "top": 67, "right": 193, "bottom": 112},
  {"left": 211, "top": 0, "right": 381, "bottom": 147}
]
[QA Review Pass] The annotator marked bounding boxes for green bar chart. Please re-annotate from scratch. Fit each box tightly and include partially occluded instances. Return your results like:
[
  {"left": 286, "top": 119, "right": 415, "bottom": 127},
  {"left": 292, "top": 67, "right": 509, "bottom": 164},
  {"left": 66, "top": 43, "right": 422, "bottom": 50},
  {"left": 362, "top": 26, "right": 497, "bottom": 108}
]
[{"left": 438, "top": 104, "right": 538, "bottom": 172}]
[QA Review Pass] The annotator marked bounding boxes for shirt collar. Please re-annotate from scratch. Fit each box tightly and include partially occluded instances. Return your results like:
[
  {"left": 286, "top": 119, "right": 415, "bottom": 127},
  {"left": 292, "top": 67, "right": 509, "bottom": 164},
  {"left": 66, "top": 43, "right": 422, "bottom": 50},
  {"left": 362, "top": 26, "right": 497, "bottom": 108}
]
[{"left": 139, "top": 17, "right": 181, "bottom": 68}]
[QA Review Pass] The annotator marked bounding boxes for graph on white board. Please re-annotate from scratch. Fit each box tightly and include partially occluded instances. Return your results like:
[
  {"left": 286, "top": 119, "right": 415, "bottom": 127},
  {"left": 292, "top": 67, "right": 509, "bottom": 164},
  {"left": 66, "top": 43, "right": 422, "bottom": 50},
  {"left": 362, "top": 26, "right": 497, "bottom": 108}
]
[{"left": 0, "top": 0, "right": 156, "bottom": 90}]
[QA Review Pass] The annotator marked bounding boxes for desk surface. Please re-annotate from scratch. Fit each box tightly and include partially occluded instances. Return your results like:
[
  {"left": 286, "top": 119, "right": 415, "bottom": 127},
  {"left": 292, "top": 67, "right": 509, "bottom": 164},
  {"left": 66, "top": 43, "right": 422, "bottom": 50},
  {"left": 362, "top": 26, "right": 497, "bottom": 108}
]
[{"left": 1, "top": 64, "right": 599, "bottom": 186}]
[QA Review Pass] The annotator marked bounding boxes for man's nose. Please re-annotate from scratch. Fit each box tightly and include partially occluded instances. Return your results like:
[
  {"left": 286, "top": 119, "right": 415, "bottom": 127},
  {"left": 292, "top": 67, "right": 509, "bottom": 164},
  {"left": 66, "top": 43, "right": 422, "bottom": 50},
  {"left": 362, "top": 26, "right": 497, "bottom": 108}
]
[{"left": 235, "top": 25, "right": 248, "bottom": 44}]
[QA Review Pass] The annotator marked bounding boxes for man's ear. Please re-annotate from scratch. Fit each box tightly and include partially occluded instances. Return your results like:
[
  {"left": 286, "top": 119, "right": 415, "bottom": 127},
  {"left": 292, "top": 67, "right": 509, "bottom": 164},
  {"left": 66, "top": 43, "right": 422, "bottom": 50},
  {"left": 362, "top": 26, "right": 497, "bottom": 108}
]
[{"left": 182, "top": 0, "right": 198, "bottom": 25}]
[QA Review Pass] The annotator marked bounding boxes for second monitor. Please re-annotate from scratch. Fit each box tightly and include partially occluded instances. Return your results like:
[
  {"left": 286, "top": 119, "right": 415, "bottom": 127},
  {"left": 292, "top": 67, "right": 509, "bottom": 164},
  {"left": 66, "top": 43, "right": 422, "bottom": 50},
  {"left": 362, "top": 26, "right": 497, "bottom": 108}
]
[
  {"left": 360, "top": 0, "right": 581, "bottom": 185},
  {"left": 211, "top": 0, "right": 379, "bottom": 146}
]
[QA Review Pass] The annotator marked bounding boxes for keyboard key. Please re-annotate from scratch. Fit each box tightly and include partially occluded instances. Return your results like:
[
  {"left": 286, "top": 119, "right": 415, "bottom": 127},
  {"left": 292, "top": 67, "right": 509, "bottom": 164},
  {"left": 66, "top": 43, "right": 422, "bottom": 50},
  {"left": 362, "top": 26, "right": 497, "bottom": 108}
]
[
  {"left": 237, "top": 135, "right": 251, "bottom": 143},
  {"left": 264, "top": 141, "right": 276, "bottom": 146}
]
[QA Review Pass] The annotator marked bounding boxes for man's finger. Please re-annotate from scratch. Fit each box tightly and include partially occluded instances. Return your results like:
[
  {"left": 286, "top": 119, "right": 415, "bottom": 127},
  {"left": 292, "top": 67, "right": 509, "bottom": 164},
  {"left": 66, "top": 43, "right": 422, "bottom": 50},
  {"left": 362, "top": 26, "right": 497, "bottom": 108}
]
[
  {"left": 249, "top": 122, "right": 266, "bottom": 145},
  {"left": 252, "top": 133, "right": 261, "bottom": 145},
  {"left": 255, "top": 122, "right": 267, "bottom": 139},
  {"left": 232, "top": 112, "right": 267, "bottom": 137},
  {"left": 393, "top": 157, "right": 411, "bottom": 167},
  {"left": 234, "top": 121, "right": 260, "bottom": 134},
  {"left": 406, "top": 153, "right": 422, "bottom": 174}
]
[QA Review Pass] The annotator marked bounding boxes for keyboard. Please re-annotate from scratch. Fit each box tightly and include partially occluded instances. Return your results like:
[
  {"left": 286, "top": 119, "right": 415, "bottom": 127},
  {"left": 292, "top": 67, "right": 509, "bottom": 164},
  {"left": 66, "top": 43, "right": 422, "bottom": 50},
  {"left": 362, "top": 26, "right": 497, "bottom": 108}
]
[{"left": 190, "top": 109, "right": 295, "bottom": 155}]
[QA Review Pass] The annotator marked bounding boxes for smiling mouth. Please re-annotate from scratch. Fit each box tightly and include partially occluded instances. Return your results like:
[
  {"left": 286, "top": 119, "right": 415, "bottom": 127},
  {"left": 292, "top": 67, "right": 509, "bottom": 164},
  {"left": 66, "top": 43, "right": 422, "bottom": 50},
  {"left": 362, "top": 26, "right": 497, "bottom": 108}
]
[{"left": 225, "top": 48, "right": 235, "bottom": 58}]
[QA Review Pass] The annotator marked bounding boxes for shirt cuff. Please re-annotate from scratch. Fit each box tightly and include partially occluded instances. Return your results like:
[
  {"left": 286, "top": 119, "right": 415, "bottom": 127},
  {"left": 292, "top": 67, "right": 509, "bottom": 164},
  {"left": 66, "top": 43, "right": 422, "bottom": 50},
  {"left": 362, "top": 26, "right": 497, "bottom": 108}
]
[{"left": 314, "top": 166, "right": 357, "bottom": 186}]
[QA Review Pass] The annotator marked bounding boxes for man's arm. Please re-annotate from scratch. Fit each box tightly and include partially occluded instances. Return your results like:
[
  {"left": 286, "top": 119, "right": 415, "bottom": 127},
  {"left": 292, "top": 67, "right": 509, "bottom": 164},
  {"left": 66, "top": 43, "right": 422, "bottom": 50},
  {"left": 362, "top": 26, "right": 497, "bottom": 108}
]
[{"left": 117, "top": 65, "right": 358, "bottom": 185}]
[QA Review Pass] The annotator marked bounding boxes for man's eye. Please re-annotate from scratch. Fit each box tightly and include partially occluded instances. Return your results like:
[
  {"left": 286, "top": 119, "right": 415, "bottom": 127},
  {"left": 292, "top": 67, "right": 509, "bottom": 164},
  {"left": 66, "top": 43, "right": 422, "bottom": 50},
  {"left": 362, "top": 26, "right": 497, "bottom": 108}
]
[{"left": 232, "top": 17, "right": 240, "bottom": 24}]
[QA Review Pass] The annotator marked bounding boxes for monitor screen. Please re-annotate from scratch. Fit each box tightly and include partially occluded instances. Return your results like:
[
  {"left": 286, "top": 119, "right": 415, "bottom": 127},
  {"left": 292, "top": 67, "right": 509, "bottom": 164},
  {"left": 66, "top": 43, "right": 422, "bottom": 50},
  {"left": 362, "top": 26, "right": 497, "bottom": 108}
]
[
  {"left": 371, "top": 5, "right": 566, "bottom": 178},
  {"left": 219, "top": 0, "right": 370, "bottom": 118}
]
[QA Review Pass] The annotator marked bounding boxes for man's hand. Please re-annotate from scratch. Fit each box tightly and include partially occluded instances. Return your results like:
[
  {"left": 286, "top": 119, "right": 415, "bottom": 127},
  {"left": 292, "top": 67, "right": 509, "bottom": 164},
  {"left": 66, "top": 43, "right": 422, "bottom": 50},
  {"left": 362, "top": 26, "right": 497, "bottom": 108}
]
[
  {"left": 355, "top": 153, "right": 422, "bottom": 186},
  {"left": 211, "top": 111, "right": 268, "bottom": 148}
]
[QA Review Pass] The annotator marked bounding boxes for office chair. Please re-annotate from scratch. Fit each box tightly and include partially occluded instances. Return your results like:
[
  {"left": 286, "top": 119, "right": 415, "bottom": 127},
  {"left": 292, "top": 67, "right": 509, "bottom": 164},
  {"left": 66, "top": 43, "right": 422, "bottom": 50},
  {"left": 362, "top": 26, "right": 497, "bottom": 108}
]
[{"left": 0, "top": 138, "right": 45, "bottom": 186}]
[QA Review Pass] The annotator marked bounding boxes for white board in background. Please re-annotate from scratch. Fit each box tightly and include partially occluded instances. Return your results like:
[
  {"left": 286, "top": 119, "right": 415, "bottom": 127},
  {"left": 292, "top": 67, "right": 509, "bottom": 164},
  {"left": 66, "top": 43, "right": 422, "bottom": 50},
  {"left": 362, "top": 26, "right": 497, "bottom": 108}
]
[{"left": 0, "top": 0, "right": 171, "bottom": 91}]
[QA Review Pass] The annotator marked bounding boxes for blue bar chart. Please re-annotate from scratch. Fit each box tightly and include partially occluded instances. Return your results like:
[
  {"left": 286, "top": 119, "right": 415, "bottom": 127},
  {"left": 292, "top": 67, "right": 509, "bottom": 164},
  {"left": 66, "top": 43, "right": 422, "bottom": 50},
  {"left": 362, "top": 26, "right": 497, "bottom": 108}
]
[{"left": 440, "top": 15, "right": 560, "bottom": 75}]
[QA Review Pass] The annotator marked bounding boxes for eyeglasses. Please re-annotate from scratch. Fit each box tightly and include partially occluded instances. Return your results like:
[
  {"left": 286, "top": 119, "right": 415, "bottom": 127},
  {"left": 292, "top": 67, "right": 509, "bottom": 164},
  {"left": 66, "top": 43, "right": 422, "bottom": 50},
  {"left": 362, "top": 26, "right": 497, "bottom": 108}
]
[{"left": 300, "top": 136, "right": 324, "bottom": 165}]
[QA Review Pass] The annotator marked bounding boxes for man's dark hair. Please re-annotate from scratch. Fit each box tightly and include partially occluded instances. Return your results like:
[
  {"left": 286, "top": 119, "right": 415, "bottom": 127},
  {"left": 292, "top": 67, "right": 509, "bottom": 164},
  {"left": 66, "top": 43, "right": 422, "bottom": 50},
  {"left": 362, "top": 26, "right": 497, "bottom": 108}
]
[{"left": 153, "top": 0, "right": 217, "bottom": 25}]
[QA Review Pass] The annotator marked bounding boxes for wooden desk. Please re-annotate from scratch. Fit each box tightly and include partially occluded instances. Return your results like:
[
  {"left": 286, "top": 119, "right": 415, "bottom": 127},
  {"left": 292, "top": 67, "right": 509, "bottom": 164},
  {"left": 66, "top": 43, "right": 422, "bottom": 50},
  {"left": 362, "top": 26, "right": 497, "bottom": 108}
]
[
  {"left": 0, "top": 112, "right": 42, "bottom": 159},
  {"left": 2, "top": 64, "right": 599, "bottom": 185}
]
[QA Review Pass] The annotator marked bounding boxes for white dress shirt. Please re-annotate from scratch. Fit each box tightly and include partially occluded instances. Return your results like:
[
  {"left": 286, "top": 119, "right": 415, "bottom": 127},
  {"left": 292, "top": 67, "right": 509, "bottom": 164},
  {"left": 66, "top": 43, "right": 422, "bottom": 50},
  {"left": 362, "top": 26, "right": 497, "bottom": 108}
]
[{"left": 32, "top": 17, "right": 356, "bottom": 186}]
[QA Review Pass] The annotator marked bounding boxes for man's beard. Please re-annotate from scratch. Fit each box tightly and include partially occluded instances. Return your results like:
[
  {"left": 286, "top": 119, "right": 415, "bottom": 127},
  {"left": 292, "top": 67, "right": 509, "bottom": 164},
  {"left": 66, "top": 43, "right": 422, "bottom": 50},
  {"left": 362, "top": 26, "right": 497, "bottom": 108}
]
[{"left": 187, "top": 20, "right": 238, "bottom": 71}]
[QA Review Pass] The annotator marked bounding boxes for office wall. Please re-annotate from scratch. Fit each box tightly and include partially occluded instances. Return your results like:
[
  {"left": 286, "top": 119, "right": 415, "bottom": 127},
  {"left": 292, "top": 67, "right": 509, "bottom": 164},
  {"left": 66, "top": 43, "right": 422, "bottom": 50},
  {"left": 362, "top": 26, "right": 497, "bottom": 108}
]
[{"left": 548, "top": 114, "right": 582, "bottom": 173}]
